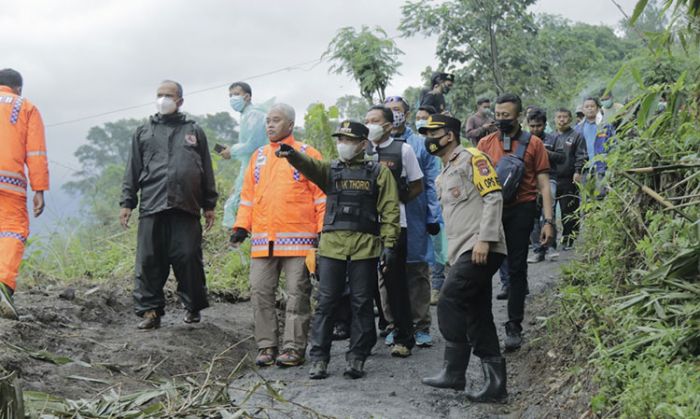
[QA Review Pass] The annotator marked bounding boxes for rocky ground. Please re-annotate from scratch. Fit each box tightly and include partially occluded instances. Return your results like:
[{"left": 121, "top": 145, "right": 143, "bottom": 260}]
[{"left": 0, "top": 250, "right": 595, "bottom": 418}]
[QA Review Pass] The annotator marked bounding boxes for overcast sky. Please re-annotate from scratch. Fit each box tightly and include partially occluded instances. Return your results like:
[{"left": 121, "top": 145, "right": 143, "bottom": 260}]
[{"left": 1, "top": 0, "right": 636, "bottom": 229}]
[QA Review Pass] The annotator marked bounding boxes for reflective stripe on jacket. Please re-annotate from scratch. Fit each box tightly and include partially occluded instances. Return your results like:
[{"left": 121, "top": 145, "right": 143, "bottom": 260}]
[
  {"left": 234, "top": 136, "right": 326, "bottom": 258},
  {"left": 0, "top": 86, "right": 49, "bottom": 196}
]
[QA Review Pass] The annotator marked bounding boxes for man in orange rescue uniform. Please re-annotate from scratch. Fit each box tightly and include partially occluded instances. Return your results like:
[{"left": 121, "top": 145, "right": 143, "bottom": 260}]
[
  {"left": 231, "top": 103, "right": 325, "bottom": 368},
  {"left": 0, "top": 68, "right": 49, "bottom": 320}
]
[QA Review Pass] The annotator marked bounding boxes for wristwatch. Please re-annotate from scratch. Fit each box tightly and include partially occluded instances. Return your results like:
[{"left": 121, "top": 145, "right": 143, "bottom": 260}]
[{"left": 544, "top": 218, "right": 554, "bottom": 226}]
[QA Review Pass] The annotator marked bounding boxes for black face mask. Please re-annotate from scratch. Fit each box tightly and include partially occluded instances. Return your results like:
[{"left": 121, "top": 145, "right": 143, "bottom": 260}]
[
  {"left": 424, "top": 134, "right": 449, "bottom": 155},
  {"left": 442, "top": 84, "right": 451, "bottom": 95},
  {"left": 495, "top": 118, "right": 517, "bottom": 133}
]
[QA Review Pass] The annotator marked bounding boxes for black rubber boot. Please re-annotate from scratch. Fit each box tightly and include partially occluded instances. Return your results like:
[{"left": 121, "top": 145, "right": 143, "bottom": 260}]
[
  {"left": 466, "top": 357, "right": 507, "bottom": 403},
  {"left": 421, "top": 341, "right": 469, "bottom": 390}
]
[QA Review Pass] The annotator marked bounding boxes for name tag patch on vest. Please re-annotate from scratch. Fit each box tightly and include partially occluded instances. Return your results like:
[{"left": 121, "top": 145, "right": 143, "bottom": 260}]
[{"left": 335, "top": 179, "right": 371, "bottom": 191}]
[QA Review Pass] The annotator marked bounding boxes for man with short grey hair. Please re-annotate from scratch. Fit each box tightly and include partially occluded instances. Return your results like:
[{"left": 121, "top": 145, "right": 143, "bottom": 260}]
[
  {"left": 269, "top": 103, "right": 296, "bottom": 122},
  {"left": 232, "top": 103, "right": 325, "bottom": 368}
]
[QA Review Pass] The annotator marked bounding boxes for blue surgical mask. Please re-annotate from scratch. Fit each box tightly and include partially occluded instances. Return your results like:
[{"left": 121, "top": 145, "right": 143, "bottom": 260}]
[
  {"left": 229, "top": 95, "right": 245, "bottom": 112},
  {"left": 415, "top": 119, "right": 428, "bottom": 130}
]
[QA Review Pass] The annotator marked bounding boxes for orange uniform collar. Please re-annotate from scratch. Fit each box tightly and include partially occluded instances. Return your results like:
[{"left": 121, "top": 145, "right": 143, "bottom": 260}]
[{"left": 271, "top": 135, "right": 295, "bottom": 148}]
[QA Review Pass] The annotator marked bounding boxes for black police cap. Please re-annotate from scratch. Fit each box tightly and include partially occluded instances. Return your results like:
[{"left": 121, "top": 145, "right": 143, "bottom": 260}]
[
  {"left": 332, "top": 120, "right": 369, "bottom": 140},
  {"left": 418, "top": 114, "right": 461, "bottom": 135}
]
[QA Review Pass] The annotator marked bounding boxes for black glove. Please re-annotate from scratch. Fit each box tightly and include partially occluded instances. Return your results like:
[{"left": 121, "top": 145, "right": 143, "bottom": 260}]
[
  {"left": 275, "top": 143, "right": 295, "bottom": 158},
  {"left": 230, "top": 228, "right": 249, "bottom": 245},
  {"left": 379, "top": 247, "right": 396, "bottom": 274},
  {"left": 427, "top": 223, "right": 441, "bottom": 236}
]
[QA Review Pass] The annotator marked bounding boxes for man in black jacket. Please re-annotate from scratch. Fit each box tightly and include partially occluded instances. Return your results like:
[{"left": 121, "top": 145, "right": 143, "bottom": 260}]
[
  {"left": 526, "top": 108, "right": 565, "bottom": 263},
  {"left": 552, "top": 108, "right": 588, "bottom": 249},
  {"left": 419, "top": 72, "right": 454, "bottom": 115},
  {"left": 119, "top": 80, "right": 218, "bottom": 329}
]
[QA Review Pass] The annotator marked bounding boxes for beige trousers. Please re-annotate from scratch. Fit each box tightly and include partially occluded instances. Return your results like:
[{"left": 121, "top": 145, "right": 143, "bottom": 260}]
[
  {"left": 379, "top": 262, "right": 432, "bottom": 332},
  {"left": 249, "top": 256, "right": 311, "bottom": 351}
]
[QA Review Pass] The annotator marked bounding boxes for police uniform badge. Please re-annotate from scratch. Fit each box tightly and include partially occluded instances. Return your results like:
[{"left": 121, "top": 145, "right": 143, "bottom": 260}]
[{"left": 476, "top": 158, "right": 491, "bottom": 177}]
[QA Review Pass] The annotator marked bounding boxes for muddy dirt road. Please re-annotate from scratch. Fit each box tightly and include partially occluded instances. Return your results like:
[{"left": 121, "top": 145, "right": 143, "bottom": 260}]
[
  {"left": 1, "top": 250, "right": 589, "bottom": 418},
  {"left": 231, "top": 251, "right": 584, "bottom": 418}
]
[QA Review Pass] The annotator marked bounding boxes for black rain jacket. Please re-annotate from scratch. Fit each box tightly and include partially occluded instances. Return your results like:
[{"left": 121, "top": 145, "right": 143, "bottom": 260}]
[{"left": 120, "top": 112, "right": 218, "bottom": 217}]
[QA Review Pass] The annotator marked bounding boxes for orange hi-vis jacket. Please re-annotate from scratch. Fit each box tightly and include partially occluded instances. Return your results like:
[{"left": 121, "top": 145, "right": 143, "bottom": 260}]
[
  {"left": 0, "top": 86, "right": 49, "bottom": 196},
  {"left": 234, "top": 135, "right": 325, "bottom": 258}
]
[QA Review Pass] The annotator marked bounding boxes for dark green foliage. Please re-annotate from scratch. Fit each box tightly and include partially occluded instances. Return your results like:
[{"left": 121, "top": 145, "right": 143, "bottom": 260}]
[
  {"left": 334, "top": 95, "right": 369, "bottom": 121},
  {"left": 400, "top": 0, "right": 638, "bottom": 118},
  {"left": 324, "top": 26, "right": 403, "bottom": 103},
  {"left": 553, "top": 2, "right": 700, "bottom": 412}
]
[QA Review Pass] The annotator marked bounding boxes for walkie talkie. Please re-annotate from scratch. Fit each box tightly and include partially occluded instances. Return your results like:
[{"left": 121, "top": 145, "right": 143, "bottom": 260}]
[{"left": 503, "top": 134, "right": 512, "bottom": 151}]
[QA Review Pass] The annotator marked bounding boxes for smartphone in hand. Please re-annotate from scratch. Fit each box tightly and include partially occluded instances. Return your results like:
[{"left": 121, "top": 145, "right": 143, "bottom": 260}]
[{"left": 214, "top": 143, "right": 226, "bottom": 154}]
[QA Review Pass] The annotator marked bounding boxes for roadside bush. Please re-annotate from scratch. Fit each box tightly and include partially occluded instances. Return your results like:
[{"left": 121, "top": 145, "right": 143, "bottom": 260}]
[{"left": 557, "top": 48, "right": 700, "bottom": 417}]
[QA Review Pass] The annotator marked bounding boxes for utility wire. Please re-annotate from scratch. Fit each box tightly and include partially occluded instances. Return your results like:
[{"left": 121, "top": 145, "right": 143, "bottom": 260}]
[
  {"left": 48, "top": 159, "right": 83, "bottom": 174},
  {"left": 44, "top": 31, "right": 405, "bottom": 128},
  {"left": 45, "top": 57, "right": 324, "bottom": 128},
  {"left": 42, "top": 31, "right": 406, "bottom": 176}
]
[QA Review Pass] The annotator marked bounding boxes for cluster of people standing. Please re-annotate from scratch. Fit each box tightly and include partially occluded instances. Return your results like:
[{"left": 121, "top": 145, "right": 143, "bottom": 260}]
[{"left": 0, "top": 68, "right": 617, "bottom": 405}]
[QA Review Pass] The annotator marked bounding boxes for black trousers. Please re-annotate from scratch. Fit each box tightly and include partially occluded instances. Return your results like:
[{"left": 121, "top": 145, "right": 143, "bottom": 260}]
[
  {"left": 503, "top": 201, "right": 537, "bottom": 331},
  {"left": 133, "top": 210, "right": 209, "bottom": 316},
  {"left": 330, "top": 230, "right": 414, "bottom": 348},
  {"left": 557, "top": 181, "right": 581, "bottom": 247},
  {"left": 334, "top": 282, "right": 352, "bottom": 329},
  {"left": 438, "top": 251, "right": 505, "bottom": 358},
  {"left": 309, "top": 256, "right": 378, "bottom": 362},
  {"left": 383, "top": 228, "right": 415, "bottom": 348}
]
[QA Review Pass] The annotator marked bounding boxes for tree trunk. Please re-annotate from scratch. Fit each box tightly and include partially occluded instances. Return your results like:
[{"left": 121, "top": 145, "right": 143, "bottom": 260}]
[
  {"left": 486, "top": 16, "right": 504, "bottom": 94},
  {"left": 0, "top": 371, "right": 24, "bottom": 419}
]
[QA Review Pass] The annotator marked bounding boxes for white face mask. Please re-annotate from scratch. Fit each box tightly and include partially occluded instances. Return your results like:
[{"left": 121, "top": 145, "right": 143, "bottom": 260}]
[
  {"left": 336, "top": 142, "right": 362, "bottom": 162},
  {"left": 366, "top": 124, "right": 386, "bottom": 143},
  {"left": 156, "top": 97, "right": 178, "bottom": 115}
]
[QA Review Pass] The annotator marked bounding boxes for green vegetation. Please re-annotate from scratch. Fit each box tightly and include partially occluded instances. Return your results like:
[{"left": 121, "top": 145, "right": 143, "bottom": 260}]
[
  {"left": 323, "top": 25, "right": 403, "bottom": 104},
  {"left": 551, "top": 1, "right": 700, "bottom": 416},
  {"left": 400, "top": 0, "right": 642, "bottom": 116}
]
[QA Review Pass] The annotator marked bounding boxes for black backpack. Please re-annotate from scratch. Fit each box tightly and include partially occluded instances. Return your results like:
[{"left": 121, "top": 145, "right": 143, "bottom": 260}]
[{"left": 495, "top": 132, "right": 531, "bottom": 204}]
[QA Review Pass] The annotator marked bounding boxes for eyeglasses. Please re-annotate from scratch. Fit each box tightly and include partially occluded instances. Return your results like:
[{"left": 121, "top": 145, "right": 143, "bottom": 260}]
[
  {"left": 384, "top": 96, "right": 408, "bottom": 106},
  {"left": 384, "top": 96, "right": 409, "bottom": 111}
]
